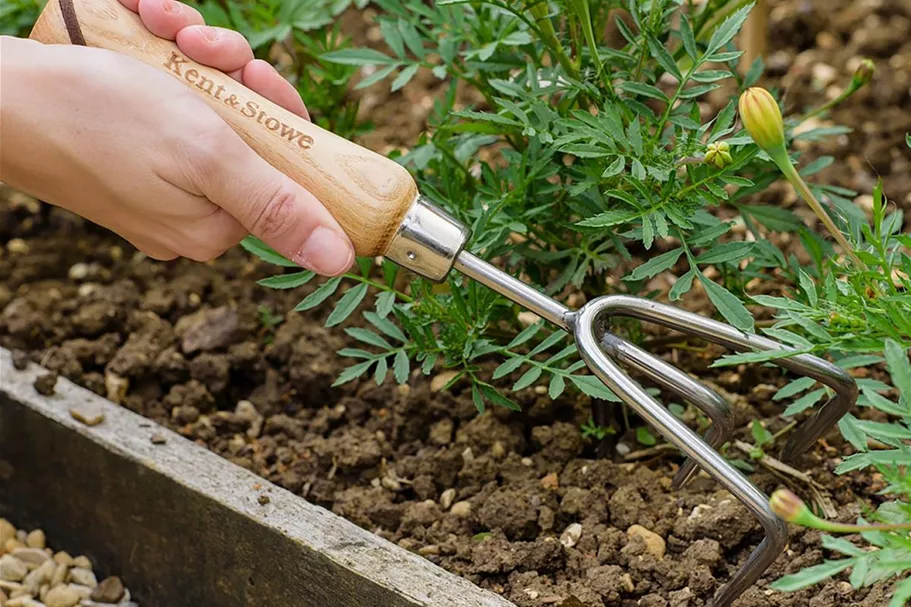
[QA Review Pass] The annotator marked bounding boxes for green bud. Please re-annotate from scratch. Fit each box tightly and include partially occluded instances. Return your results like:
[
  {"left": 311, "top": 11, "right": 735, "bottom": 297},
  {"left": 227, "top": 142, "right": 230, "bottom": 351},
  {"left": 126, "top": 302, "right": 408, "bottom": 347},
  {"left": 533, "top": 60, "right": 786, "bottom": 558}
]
[
  {"left": 851, "top": 59, "right": 875, "bottom": 90},
  {"left": 738, "top": 87, "right": 786, "bottom": 155},
  {"left": 704, "top": 141, "right": 733, "bottom": 169},
  {"left": 769, "top": 489, "right": 812, "bottom": 524}
]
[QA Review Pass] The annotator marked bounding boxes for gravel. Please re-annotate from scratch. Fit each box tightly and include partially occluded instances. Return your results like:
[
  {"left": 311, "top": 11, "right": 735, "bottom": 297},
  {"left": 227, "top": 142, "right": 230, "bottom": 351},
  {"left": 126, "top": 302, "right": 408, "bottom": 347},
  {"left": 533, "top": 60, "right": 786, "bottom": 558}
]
[{"left": 0, "top": 518, "right": 138, "bottom": 607}]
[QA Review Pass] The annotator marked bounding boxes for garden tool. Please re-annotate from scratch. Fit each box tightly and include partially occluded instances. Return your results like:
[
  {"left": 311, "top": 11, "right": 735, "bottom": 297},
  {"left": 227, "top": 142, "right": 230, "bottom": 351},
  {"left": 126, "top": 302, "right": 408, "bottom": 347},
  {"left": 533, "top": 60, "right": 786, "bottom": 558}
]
[{"left": 28, "top": 1, "right": 859, "bottom": 605}]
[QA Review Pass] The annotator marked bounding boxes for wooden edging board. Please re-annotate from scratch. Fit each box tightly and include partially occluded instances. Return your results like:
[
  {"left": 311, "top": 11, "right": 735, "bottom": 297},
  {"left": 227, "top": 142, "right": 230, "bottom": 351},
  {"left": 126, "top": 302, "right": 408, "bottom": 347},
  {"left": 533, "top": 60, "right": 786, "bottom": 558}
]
[{"left": 0, "top": 346, "right": 516, "bottom": 607}]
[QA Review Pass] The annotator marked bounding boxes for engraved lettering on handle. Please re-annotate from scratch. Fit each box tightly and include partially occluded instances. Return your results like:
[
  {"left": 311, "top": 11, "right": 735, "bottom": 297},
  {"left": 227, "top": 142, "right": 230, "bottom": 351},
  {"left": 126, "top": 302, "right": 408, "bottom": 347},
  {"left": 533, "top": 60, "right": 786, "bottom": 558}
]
[{"left": 162, "top": 51, "right": 315, "bottom": 151}]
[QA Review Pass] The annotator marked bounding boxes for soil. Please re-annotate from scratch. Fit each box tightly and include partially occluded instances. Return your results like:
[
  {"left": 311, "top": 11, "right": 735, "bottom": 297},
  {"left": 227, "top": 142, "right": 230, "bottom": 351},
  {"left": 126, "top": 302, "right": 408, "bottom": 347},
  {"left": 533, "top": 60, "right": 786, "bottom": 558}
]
[{"left": 2, "top": 0, "right": 909, "bottom": 606}]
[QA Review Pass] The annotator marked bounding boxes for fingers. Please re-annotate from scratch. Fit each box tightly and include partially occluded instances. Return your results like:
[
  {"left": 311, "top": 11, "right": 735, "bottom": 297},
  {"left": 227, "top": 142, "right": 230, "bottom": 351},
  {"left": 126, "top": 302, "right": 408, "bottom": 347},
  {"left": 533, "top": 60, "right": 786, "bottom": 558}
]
[
  {"left": 174, "top": 26, "right": 254, "bottom": 73},
  {"left": 124, "top": 0, "right": 311, "bottom": 118},
  {"left": 197, "top": 133, "right": 354, "bottom": 276},
  {"left": 242, "top": 60, "right": 310, "bottom": 120},
  {"left": 136, "top": 0, "right": 204, "bottom": 39}
]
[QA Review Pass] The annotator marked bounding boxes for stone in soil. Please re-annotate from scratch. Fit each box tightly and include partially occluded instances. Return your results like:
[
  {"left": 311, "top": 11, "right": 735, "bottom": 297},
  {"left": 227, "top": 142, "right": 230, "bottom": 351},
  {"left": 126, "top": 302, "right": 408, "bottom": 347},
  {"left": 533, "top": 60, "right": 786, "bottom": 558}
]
[
  {"left": 44, "top": 585, "right": 79, "bottom": 607},
  {"left": 32, "top": 372, "right": 58, "bottom": 396}
]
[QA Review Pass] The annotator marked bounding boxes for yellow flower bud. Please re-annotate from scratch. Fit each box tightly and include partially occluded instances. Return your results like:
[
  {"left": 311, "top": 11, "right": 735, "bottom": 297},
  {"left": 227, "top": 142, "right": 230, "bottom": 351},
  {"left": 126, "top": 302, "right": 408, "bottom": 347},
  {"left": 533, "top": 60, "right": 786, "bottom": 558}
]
[{"left": 738, "top": 87, "right": 786, "bottom": 154}]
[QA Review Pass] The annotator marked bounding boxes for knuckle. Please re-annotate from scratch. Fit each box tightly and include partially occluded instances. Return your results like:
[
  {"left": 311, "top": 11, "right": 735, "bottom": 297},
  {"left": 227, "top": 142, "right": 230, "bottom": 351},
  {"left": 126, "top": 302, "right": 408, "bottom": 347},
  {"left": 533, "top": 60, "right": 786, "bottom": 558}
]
[{"left": 248, "top": 185, "right": 299, "bottom": 242}]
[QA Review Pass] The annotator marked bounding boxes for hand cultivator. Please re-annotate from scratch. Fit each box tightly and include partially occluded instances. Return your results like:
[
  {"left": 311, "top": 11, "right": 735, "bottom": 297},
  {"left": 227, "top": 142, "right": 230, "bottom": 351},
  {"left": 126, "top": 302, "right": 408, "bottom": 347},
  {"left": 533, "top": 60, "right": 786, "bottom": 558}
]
[{"left": 30, "top": 1, "right": 859, "bottom": 604}]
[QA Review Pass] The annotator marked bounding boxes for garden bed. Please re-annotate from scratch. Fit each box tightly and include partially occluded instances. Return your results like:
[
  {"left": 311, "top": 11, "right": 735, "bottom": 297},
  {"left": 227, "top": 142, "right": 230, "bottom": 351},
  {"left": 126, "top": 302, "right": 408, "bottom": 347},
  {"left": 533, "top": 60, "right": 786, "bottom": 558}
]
[
  {"left": 0, "top": 203, "right": 896, "bottom": 607},
  {"left": 1, "top": 0, "right": 910, "bottom": 605}
]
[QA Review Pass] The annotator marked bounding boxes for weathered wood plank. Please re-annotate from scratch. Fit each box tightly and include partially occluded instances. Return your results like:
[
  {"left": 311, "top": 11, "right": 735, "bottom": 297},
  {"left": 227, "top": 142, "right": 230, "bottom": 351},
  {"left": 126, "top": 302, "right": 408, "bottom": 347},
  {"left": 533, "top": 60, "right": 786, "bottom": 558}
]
[{"left": 0, "top": 347, "right": 516, "bottom": 607}]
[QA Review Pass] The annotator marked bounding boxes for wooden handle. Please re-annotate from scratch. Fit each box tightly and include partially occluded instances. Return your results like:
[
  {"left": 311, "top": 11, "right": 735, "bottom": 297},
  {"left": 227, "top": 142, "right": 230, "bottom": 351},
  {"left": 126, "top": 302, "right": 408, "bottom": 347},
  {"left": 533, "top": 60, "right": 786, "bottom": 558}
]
[{"left": 28, "top": 0, "right": 418, "bottom": 257}]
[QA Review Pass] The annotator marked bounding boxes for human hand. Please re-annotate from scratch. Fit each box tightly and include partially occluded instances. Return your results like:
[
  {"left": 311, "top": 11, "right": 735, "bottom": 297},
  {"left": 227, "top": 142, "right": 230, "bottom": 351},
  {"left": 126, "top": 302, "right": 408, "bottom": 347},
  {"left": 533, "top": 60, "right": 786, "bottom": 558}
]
[{"left": 0, "top": 0, "right": 355, "bottom": 276}]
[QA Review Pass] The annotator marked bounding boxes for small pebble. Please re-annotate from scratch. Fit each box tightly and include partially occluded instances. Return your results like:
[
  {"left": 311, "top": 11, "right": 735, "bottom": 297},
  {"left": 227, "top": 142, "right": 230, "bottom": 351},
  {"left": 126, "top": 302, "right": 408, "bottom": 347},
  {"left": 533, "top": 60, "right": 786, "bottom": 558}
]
[
  {"left": 89, "top": 576, "right": 123, "bottom": 603},
  {"left": 150, "top": 434, "right": 167, "bottom": 445},
  {"left": 0, "top": 556, "right": 27, "bottom": 583},
  {"left": 52, "top": 553, "right": 74, "bottom": 567},
  {"left": 33, "top": 373, "right": 58, "bottom": 396},
  {"left": 67, "top": 568, "right": 96, "bottom": 588},
  {"left": 69, "top": 408, "right": 104, "bottom": 427},
  {"left": 6, "top": 239, "right": 29, "bottom": 255},
  {"left": 439, "top": 488, "right": 456, "bottom": 511},
  {"left": 50, "top": 563, "right": 67, "bottom": 588},
  {"left": 10, "top": 351, "right": 29, "bottom": 371},
  {"left": 24, "top": 531, "right": 44, "bottom": 550},
  {"left": 45, "top": 584, "right": 80, "bottom": 607},
  {"left": 11, "top": 549, "right": 49, "bottom": 567},
  {"left": 257, "top": 495, "right": 270, "bottom": 505},
  {"left": 417, "top": 545, "right": 439, "bottom": 556},
  {"left": 0, "top": 521, "right": 15, "bottom": 546},
  {"left": 560, "top": 523, "right": 582, "bottom": 548},
  {"left": 450, "top": 501, "right": 472, "bottom": 517},
  {"left": 67, "top": 264, "right": 89, "bottom": 281}
]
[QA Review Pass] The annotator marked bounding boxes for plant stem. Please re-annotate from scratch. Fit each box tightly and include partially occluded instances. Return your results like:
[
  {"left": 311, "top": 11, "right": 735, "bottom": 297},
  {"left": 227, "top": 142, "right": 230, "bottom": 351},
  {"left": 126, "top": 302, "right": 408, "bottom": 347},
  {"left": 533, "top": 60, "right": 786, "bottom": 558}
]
[
  {"left": 528, "top": 1, "right": 579, "bottom": 79},
  {"left": 776, "top": 157, "right": 867, "bottom": 271}
]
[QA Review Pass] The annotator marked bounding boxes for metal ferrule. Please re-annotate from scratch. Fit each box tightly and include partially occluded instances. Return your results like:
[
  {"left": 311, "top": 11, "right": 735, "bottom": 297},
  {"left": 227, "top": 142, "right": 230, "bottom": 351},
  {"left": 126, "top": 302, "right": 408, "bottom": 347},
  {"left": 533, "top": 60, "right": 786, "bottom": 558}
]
[{"left": 384, "top": 195, "right": 471, "bottom": 282}]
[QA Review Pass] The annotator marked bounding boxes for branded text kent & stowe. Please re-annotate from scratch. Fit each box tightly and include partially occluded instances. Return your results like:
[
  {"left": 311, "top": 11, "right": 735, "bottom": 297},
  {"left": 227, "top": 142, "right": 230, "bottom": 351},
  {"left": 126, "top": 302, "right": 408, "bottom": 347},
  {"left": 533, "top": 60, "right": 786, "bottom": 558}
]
[{"left": 164, "top": 52, "right": 315, "bottom": 150}]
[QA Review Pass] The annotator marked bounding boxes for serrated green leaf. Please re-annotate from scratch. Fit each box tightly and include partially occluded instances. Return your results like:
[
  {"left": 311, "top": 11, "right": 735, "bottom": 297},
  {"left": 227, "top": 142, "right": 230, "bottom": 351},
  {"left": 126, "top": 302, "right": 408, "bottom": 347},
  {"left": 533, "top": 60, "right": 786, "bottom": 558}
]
[
  {"left": 376, "top": 291, "right": 396, "bottom": 318},
  {"left": 602, "top": 156, "right": 625, "bottom": 178},
  {"left": 769, "top": 559, "right": 856, "bottom": 592},
  {"left": 364, "top": 311, "right": 407, "bottom": 342},
  {"left": 570, "top": 375, "right": 620, "bottom": 401},
  {"left": 398, "top": 20, "right": 425, "bottom": 58},
  {"left": 294, "top": 276, "right": 343, "bottom": 311},
  {"left": 374, "top": 355, "right": 388, "bottom": 384},
  {"left": 379, "top": 19, "right": 405, "bottom": 58},
  {"left": 549, "top": 373, "right": 566, "bottom": 399},
  {"left": 706, "top": 4, "right": 755, "bottom": 55},
  {"left": 680, "top": 15, "right": 698, "bottom": 60},
  {"left": 241, "top": 236, "right": 299, "bottom": 267},
  {"left": 679, "top": 83, "right": 722, "bottom": 99},
  {"left": 493, "top": 356, "right": 527, "bottom": 380},
  {"left": 393, "top": 350, "right": 409, "bottom": 384},
  {"left": 626, "top": 248, "right": 683, "bottom": 281},
  {"left": 471, "top": 383, "right": 485, "bottom": 413},
  {"left": 694, "top": 242, "right": 754, "bottom": 265},
  {"left": 647, "top": 35, "right": 681, "bottom": 81},
  {"left": 325, "top": 283, "right": 369, "bottom": 327},
  {"left": 577, "top": 210, "right": 637, "bottom": 228},
  {"left": 669, "top": 269, "right": 696, "bottom": 301},
  {"left": 837, "top": 415, "right": 868, "bottom": 452},
  {"left": 322, "top": 47, "right": 398, "bottom": 65},
  {"left": 798, "top": 270, "right": 818, "bottom": 307},
  {"left": 783, "top": 388, "right": 826, "bottom": 416},
  {"left": 391, "top": 63, "right": 420, "bottom": 92},
  {"left": 885, "top": 339, "right": 911, "bottom": 404},
  {"left": 480, "top": 384, "right": 522, "bottom": 411},
  {"left": 332, "top": 360, "right": 373, "bottom": 387},
  {"left": 774, "top": 377, "right": 817, "bottom": 400},
  {"left": 514, "top": 366, "right": 543, "bottom": 391},
  {"left": 620, "top": 82, "right": 668, "bottom": 101},
  {"left": 698, "top": 273, "right": 754, "bottom": 332},
  {"left": 257, "top": 271, "right": 315, "bottom": 289},
  {"left": 344, "top": 327, "right": 393, "bottom": 350}
]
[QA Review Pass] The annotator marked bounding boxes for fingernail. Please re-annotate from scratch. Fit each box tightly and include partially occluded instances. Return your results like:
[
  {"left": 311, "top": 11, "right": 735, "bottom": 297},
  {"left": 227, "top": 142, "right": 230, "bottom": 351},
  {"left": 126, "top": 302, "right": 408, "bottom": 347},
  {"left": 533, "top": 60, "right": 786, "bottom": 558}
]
[
  {"left": 296, "top": 227, "right": 354, "bottom": 276},
  {"left": 199, "top": 26, "right": 220, "bottom": 43}
]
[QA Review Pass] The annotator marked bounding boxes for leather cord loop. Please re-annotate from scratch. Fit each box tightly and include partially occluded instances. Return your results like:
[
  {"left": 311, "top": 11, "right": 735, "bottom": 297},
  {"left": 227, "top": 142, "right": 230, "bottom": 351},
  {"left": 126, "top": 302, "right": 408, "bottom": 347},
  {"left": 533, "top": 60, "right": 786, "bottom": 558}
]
[{"left": 59, "top": 0, "right": 86, "bottom": 45}]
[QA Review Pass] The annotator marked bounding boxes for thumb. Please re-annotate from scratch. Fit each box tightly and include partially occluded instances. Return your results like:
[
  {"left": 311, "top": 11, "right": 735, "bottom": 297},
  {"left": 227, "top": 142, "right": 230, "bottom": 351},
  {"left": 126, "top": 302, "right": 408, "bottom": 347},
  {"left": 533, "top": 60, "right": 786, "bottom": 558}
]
[{"left": 200, "top": 133, "right": 355, "bottom": 276}]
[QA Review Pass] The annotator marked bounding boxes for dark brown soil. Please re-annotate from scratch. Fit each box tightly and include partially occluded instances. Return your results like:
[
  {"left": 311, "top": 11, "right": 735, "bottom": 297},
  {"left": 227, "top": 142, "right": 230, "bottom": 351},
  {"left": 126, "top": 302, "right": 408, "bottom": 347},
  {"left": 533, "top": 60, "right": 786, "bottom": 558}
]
[{"left": 1, "top": 0, "right": 908, "bottom": 606}]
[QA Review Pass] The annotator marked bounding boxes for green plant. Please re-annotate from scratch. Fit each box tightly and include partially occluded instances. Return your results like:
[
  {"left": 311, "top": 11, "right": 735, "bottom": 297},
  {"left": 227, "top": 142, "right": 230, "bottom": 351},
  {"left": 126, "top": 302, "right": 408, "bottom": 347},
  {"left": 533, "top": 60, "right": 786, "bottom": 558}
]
[
  {"left": 765, "top": 341, "right": 911, "bottom": 605},
  {"left": 247, "top": 0, "right": 851, "bottom": 412},
  {"left": 581, "top": 416, "right": 614, "bottom": 440}
]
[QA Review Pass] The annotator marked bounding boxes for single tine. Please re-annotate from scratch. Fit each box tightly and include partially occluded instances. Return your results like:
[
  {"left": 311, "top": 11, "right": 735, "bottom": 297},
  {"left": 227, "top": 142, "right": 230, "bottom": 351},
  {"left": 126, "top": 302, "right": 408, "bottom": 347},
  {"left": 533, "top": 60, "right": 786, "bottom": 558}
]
[
  {"left": 594, "top": 296, "right": 858, "bottom": 463},
  {"left": 573, "top": 298, "right": 789, "bottom": 607},
  {"left": 600, "top": 331, "right": 734, "bottom": 488}
]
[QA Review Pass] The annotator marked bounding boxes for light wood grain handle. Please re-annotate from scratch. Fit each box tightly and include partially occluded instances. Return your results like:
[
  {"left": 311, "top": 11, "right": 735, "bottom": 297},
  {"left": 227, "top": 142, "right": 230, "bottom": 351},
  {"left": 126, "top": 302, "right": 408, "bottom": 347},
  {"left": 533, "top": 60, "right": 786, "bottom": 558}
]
[{"left": 28, "top": 0, "right": 418, "bottom": 257}]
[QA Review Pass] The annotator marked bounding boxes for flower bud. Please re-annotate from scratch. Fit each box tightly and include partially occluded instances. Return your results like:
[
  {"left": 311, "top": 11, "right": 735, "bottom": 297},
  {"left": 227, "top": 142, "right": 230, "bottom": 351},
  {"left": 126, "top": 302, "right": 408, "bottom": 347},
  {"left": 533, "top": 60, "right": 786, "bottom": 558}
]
[
  {"left": 769, "top": 489, "right": 811, "bottom": 523},
  {"left": 704, "top": 141, "right": 733, "bottom": 169},
  {"left": 851, "top": 59, "right": 875, "bottom": 90},
  {"left": 738, "top": 87, "right": 786, "bottom": 154}
]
